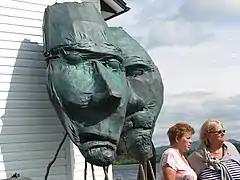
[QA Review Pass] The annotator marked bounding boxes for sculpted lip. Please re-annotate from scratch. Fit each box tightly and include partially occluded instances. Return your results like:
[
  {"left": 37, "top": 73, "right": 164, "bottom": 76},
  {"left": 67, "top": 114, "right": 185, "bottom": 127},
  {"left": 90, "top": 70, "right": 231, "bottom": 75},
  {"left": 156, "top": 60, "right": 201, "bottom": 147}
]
[
  {"left": 81, "top": 140, "right": 116, "bottom": 166},
  {"left": 82, "top": 141, "right": 116, "bottom": 152}
]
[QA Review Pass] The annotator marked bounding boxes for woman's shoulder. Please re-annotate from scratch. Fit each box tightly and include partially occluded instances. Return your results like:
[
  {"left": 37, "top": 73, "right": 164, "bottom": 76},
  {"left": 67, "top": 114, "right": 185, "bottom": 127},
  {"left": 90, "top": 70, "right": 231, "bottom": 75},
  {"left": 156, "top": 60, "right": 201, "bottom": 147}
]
[
  {"left": 224, "top": 141, "right": 237, "bottom": 149},
  {"left": 224, "top": 141, "right": 239, "bottom": 153},
  {"left": 162, "top": 148, "right": 178, "bottom": 157},
  {"left": 160, "top": 148, "right": 179, "bottom": 163},
  {"left": 224, "top": 141, "right": 240, "bottom": 160},
  {"left": 160, "top": 148, "right": 182, "bottom": 171},
  {"left": 187, "top": 151, "right": 202, "bottom": 161},
  {"left": 187, "top": 150, "right": 205, "bottom": 175}
]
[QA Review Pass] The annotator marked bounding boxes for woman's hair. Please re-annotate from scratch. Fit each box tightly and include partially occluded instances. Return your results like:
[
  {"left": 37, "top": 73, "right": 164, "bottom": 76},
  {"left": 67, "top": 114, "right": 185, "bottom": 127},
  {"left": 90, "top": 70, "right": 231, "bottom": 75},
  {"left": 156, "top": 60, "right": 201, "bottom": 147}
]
[
  {"left": 199, "top": 119, "right": 224, "bottom": 146},
  {"left": 167, "top": 122, "right": 195, "bottom": 145}
]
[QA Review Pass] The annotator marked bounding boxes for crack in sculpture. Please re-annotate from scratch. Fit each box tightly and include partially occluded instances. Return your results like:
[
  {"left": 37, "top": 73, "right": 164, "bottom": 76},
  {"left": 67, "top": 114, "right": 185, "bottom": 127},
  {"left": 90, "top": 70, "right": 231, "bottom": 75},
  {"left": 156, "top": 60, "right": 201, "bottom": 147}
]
[{"left": 42, "top": 2, "right": 164, "bottom": 177}]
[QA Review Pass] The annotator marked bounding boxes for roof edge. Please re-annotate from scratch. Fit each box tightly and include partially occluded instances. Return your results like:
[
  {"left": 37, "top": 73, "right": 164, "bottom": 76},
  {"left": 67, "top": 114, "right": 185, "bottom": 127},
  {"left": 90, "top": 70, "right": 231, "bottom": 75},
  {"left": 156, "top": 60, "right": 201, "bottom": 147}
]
[
  {"left": 104, "top": 6, "right": 130, "bottom": 21},
  {"left": 102, "top": 0, "right": 130, "bottom": 20}
]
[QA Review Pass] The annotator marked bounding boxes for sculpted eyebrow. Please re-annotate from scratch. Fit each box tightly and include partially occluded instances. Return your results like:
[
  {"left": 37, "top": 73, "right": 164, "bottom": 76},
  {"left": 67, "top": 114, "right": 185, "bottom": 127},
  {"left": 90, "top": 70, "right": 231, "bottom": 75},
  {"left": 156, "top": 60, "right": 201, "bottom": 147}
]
[
  {"left": 97, "top": 54, "right": 124, "bottom": 64},
  {"left": 125, "top": 62, "right": 152, "bottom": 70}
]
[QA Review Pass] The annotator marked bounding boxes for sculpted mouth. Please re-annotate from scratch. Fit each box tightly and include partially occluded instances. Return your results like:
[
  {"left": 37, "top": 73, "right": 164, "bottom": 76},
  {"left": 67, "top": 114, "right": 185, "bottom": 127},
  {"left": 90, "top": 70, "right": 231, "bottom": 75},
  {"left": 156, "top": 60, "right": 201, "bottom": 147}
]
[
  {"left": 81, "top": 141, "right": 116, "bottom": 166},
  {"left": 82, "top": 141, "right": 116, "bottom": 151},
  {"left": 77, "top": 132, "right": 118, "bottom": 166}
]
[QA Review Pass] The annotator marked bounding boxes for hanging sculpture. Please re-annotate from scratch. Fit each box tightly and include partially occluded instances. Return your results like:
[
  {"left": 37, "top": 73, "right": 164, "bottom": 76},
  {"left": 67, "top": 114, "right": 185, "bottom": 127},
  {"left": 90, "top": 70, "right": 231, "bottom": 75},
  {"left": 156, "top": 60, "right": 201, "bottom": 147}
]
[
  {"left": 43, "top": 2, "right": 129, "bottom": 167},
  {"left": 111, "top": 27, "right": 164, "bottom": 180},
  {"left": 42, "top": 2, "right": 163, "bottom": 179},
  {"left": 111, "top": 27, "right": 163, "bottom": 160}
]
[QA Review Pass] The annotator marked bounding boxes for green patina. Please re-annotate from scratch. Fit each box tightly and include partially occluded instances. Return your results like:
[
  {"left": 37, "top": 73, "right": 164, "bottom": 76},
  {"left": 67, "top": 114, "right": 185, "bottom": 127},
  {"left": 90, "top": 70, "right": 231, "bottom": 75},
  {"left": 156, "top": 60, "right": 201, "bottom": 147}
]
[{"left": 43, "top": 2, "right": 164, "bottom": 167}]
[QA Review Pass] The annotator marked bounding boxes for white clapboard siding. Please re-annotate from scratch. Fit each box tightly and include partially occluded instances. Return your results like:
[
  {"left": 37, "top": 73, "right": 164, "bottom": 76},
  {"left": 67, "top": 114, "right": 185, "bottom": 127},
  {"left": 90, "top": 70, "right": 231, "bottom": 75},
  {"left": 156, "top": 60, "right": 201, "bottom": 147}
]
[
  {"left": 0, "top": 32, "right": 43, "bottom": 44},
  {"left": 0, "top": 40, "right": 43, "bottom": 52},
  {"left": 0, "top": 1, "right": 49, "bottom": 13},
  {"left": 0, "top": 6, "right": 43, "bottom": 21},
  {"left": 0, "top": 0, "right": 69, "bottom": 179},
  {"left": 71, "top": 144, "right": 113, "bottom": 180},
  {"left": 0, "top": 0, "right": 113, "bottom": 180}
]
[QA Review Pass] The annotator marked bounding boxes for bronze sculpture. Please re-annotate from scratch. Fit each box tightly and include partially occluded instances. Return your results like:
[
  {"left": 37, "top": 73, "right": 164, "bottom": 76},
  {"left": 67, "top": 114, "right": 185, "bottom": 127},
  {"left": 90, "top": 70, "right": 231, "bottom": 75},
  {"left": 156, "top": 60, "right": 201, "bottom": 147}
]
[
  {"left": 42, "top": 2, "right": 164, "bottom": 179},
  {"left": 111, "top": 27, "right": 164, "bottom": 161},
  {"left": 43, "top": 2, "right": 129, "bottom": 167},
  {"left": 111, "top": 27, "right": 163, "bottom": 180}
]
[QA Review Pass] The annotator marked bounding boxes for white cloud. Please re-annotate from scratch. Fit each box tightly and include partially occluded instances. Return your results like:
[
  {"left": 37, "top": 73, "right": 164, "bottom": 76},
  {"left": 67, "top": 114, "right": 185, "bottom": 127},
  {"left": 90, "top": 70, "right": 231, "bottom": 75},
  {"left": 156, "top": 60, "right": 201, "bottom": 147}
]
[
  {"left": 136, "top": 0, "right": 182, "bottom": 21},
  {"left": 179, "top": 0, "right": 240, "bottom": 22},
  {"left": 107, "top": 0, "right": 240, "bottom": 146},
  {"left": 153, "top": 93, "right": 240, "bottom": 146},
  {"left": 146, "top": 18, "right": 212, "bottom": 48},
  {"left": 108, "top": 0, "right": 240, "bottom": 48},
  {"left": 108, "top": 0, "right": 214, "bottom": 48},
  {"left": 108, "top": 0, "right": 216, "bottom": 49},
  {"left": 148, "top": 27, "right": 240, "bottom": 96}
]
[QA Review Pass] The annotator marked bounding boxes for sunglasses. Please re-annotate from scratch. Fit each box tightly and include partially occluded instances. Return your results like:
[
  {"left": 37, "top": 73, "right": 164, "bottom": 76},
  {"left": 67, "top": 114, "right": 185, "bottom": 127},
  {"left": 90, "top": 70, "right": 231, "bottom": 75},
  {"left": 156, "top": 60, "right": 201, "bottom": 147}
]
[{"left": 208, "top": 129, "right": 226, "bottom": 135}]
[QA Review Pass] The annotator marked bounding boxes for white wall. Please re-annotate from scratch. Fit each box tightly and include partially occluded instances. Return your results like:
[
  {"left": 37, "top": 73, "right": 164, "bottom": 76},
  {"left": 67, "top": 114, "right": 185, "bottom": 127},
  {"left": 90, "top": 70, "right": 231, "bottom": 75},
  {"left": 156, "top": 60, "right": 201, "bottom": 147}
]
[
  {"left": 0, "top": 0, "right": 69, "bottom": 179},
  {"left": 0, "top": 0, "right": 112, "bottom": 179},
  {"left": 56, "top": 0, "right": 101, "bottom": 11}
]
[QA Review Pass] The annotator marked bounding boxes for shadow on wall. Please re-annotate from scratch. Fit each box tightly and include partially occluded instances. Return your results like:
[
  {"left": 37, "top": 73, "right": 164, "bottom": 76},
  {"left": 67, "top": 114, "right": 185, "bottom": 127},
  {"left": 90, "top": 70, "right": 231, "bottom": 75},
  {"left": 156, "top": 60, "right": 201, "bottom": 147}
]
[{"left": 0, "top": 39, "right": 69, "bottom": 180}]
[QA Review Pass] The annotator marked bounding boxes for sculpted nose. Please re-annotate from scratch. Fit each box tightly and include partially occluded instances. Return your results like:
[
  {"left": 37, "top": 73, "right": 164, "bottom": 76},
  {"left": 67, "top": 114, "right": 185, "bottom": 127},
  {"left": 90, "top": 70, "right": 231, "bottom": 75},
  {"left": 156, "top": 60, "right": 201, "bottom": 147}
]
[
  {"left": 87, "top": 61, "right": 123, "bottom": 107},
  {"left": 126, "top": 85, "right": 145, "bottom": 116},
  {"left": 94, "top": 61, "right": 122, "bottom": 98},
  {"left": 63, "top": 60, "right": 125, "bottom": 118}
]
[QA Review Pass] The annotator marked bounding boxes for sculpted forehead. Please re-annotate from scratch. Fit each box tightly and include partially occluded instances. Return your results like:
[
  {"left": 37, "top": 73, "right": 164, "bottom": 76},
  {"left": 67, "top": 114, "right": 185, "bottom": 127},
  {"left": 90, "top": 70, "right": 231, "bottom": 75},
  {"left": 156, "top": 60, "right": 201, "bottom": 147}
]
[
  {"left": 109, "top": 27, "right": 158, "bottom": 80},
  {"left": 110, "top": 26, "right": 163, "bottom": 104},
  {"left": 110, "top": 27, "right": 154, "bottom": 65}
]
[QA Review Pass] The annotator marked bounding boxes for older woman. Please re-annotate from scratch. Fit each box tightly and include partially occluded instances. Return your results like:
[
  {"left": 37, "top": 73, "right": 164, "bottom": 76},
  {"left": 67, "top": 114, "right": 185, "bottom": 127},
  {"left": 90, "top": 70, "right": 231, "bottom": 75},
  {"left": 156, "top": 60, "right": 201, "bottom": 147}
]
[
  {"left": 188, "top": 119, "right": 240, "bottom": 179},
  {"left": 160, "top": 123, "right": 197, "bottom": 180}
]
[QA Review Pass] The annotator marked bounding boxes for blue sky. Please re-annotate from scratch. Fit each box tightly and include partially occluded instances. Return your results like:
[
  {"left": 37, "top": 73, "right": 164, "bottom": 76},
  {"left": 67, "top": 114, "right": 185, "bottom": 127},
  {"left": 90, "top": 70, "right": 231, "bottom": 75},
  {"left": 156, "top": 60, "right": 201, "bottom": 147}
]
[{"left": 107, "top": 0, "right": 240, "bottom": 146}]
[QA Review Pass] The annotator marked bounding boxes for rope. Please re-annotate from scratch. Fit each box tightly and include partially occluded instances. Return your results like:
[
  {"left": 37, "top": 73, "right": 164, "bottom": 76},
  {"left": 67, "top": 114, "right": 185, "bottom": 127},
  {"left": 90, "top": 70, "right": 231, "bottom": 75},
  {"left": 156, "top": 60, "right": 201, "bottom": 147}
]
[
  {"left": 143, "top": 162, "right": 147, "bottom": 180},
  {"left": 44, "top": 132, "right": 67, "bottom": 180},
  {"left": 139, "top": 160, "right": 156, "bottom": 180},
  {"left": 91, "top": 164, "right": 96, "bottom": 180},
  {"left": 43, "top": 132, "right": 112, "bottom": 180},
  {"left": 140, "top": 164, "right": 146, "bottom": 180},
  {"left": 103, "top": 166, "right": 109, "bottom": 180},
  {"left": 84, "top": 160, "right": 87, "bottom": 180},
  {"left": 147, "top": 160, "right": 156, "bottom": 180}
]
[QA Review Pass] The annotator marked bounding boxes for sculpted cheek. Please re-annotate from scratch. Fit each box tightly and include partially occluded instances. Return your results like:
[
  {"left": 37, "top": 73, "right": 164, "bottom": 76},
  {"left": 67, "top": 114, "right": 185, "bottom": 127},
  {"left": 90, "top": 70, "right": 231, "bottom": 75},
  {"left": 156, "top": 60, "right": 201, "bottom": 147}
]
[{"left": 110, "top": 27, "right": 164, "bottom": 161}]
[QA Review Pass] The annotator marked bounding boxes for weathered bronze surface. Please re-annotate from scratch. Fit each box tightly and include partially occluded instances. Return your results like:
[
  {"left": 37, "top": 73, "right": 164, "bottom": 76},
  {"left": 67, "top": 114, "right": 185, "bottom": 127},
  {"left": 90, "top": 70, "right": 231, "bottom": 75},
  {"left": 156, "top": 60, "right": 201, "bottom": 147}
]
[
  {"left": 43, "top": 2, "right": 163, "bottom": 167},
  {"left": 110, "top": 27, "right": 164, "bottom": 161}
]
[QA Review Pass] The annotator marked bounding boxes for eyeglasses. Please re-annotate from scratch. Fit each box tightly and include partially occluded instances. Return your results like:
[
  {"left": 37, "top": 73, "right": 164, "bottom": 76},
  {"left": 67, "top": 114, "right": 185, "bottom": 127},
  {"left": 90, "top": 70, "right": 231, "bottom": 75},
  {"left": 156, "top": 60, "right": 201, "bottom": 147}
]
[{"left": 208, "top": 129, "right": 226, "bottom": 135}]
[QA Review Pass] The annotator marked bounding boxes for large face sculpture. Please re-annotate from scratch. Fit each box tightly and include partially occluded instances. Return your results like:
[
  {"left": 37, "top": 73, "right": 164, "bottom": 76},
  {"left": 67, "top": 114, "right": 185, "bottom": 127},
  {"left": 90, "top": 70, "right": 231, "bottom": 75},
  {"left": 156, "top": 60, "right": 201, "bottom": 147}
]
[
  {"left": 110, "top": 27, "right": 164, "bottom": 160},
  {"left": 43, "top": 2, "right": 129, "bottom": 166}
]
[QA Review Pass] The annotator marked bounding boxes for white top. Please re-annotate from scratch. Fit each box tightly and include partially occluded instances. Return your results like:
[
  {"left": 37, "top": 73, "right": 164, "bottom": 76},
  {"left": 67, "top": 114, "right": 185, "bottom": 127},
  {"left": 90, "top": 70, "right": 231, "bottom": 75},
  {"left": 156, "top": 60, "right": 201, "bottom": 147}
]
[{"left": 160, "top": 148, "right": 197, "bottom": 180}]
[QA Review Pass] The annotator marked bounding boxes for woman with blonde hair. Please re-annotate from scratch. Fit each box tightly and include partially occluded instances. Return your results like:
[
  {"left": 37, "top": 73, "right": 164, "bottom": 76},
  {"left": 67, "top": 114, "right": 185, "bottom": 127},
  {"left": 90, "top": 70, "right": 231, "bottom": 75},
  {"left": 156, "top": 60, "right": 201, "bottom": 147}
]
[
  {"left": 160, "top": 122, "right": 197, "bottom": 180},
  {"left": 188, "top": 119, "right": 240, "bottom": 179}
]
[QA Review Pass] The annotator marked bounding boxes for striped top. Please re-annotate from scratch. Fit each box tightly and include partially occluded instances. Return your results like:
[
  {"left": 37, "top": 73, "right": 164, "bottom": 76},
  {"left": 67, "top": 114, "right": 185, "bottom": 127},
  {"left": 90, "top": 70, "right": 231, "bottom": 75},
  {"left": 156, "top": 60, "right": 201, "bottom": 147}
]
[
  {"left": 199, "top": 159, "right": 240, "bottom": 179},
  {"left": 188, "top": 141, "right": 240, "bottom": 180}
]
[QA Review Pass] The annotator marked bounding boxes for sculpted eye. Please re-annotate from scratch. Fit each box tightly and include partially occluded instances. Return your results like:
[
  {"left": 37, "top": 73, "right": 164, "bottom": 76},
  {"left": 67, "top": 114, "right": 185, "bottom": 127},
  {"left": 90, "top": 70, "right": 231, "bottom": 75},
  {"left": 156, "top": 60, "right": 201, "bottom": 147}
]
[
  {"left": 125, "top": 64, "right": 151, "bottom": 77},
  {"left": 108, "top": 59, "right": 121, "bottom": 69},
  {"left": 127, "top": 68, "right": 144, "bottom": 76}
]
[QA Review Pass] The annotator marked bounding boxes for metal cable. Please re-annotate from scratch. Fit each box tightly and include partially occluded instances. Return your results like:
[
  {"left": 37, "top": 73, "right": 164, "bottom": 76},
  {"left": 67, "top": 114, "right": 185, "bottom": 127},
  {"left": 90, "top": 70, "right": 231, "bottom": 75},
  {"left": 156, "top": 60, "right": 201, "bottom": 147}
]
[
  {"left": 44, "top": 132, "right": 67, "bottom": 180},
  {"left": 91, "top": 164, "right": 96, "bottom": 180},
  {"left": 84, "top": 160, "right": 88, "bottom": 180},
  {"left": 103, "top": 166, "right": 109, "bottom": 180}
]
